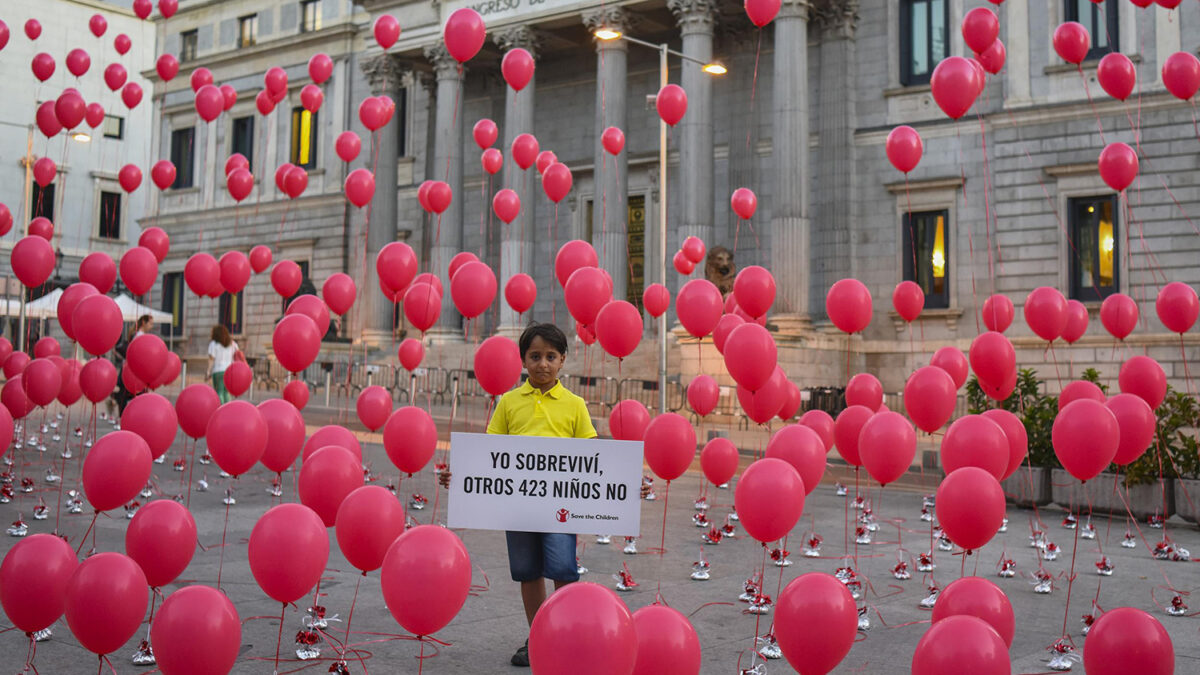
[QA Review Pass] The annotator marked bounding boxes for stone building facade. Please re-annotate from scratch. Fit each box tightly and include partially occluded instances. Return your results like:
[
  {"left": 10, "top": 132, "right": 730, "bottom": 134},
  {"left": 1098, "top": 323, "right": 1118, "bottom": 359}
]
[{"left": 143, "top": 0, "right": 1200, "bottom": 396}]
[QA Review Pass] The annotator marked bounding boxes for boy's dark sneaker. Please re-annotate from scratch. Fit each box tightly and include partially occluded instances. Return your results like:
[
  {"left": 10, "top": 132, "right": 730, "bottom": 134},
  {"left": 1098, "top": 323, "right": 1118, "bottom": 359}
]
[{"left": 511, "top": 640, "right": 530, "bottom": 667}]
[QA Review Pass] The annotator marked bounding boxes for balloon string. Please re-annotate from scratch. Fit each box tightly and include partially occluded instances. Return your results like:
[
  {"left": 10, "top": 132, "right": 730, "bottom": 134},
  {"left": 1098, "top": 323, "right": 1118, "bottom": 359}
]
[
  {"left": 746, "top": 544, "right": 768, "bottom": 670},
  {"left": 653, "top": 479, "right": 671, "bottom": 601},
  {"left": 417, "top": 639, "right": 425, "bottom": 675},
  {"left": 1060, "top": 493, "right": 1081, "bottom": 640},
  {"left": 25, "top": 634, "right": 39, "bottom": 675},
  {"left": 53, "top": 405, "right": 71, "bottom": 535},
  {"left": 186, "top": 437, "right": 197, "bottom": 509},
  {"left": 75, "top": 512, "right": 99, "bottom": 556},
  {"left": 744, "top": 29, "right": 762, "bottom": 155},
  {"left": 975, "top": 109, "right": 997, "bottom": 290},
  {"left": 342, "top": 573, "right": 365, "bottom": 663},
  {"left": 216, "top": 485, "right": 233, "bottom": 591},
  {"left": 273, "top": 603, "right": 286, "bottom": 675}
]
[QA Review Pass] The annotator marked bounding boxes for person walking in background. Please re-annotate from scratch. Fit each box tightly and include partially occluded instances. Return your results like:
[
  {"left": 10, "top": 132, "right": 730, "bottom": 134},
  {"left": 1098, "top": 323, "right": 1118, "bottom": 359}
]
[
  {"left": 113, "top": 314, "right": 153, "bottom": 415},
  {"left": 207, "top": 324, "right": 239, "bottom": 404}
]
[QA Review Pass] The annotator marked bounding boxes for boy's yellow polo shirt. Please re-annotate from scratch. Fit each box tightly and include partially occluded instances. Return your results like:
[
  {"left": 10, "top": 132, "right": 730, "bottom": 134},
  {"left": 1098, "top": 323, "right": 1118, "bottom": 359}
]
[{"left": 487, "top": 380, "right": 597, "bottom": 439}]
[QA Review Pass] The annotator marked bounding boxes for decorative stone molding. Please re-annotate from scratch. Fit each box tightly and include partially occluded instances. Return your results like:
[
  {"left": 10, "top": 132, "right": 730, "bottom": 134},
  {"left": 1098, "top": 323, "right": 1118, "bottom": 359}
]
[
  {"left": 668, "top": 0, "right": 717, "bottom": 34},
  {"left": 493, "top": 25, "right": 543, "bottom": 59},
  {"left": 423, "top": 43, "right": 461, "bottom": 80},
  {"left": 583, "top": 6, "right": 634, "bottom": 36},
  {"left": 810, "top": 0, "right": 857, "bottom": 37},
  {"left": 778, "top": 0, "right": 812, "bottom": 21},
  {"left": 361, "top": 54, "right": 408, "bottom": 96}
]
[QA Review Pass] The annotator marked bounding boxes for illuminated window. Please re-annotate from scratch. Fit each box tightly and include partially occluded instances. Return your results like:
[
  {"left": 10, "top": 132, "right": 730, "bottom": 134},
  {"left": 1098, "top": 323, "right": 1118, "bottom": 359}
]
[
  {"left": 290, "top": 107, "right": 318, "bottom": 169},
  {"left": 1068, "top": 195, "right": 1119, "bottom": 300},
  {"left": 1064, "top": 0, "right": 1118, "bottom": 62},
  {"left": 902, "top": 209, "right": 950, "bottom": 309},
  {"left": 220, "top": 290, "right": 244, "bottom": 334},
  {"left": 301, "top": 0, "right": 322, "bottom": 33},
  {"left": 899, "top": 0, "right": 947, "bottom": 86},
  {"left": 238, "top": 14, "right": 258, "bottom": 48}
]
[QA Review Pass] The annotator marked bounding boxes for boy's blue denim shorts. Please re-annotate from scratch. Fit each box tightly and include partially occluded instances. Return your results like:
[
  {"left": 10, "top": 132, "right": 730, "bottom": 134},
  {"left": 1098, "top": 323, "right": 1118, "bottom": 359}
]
[{"left": 505, "top": 531, "right": 579, "bottom": 582}]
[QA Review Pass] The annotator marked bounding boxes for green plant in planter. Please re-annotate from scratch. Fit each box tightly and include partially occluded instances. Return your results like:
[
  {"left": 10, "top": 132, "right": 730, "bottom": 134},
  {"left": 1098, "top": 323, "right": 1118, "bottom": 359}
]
[{"left": 1122, "top": 387, "right": 1200, "bottom": 486}]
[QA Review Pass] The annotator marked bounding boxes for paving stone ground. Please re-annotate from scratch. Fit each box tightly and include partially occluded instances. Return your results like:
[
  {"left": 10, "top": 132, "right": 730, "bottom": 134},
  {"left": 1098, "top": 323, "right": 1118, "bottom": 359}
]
[{"left": 0, "top": 401, "right": 1197, "bottom": 674}]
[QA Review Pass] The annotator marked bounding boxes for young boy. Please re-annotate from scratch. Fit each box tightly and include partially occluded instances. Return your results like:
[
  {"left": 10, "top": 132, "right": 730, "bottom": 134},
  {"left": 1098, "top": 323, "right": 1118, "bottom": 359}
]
[{"left": 440, "top": 323, "right": 596, "bottom": 667}]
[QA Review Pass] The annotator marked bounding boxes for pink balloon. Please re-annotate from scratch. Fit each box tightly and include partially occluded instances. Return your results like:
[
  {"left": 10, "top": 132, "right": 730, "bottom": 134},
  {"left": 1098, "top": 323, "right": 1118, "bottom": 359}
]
[
  {"left": 512, "top": 133, "right": 539, "bottom": 171},
  {"left": 711, "top": 314, "right": 744, "bottom": 355},
  {"left": 31, "top": 52, "right": 55, "bottom": 81},
  {"left": 564, "top": 266, "right": 611, "bottom": 326},
  {"left": 601, "top": 126, "right": 625, "bottom": 155},
  {"left": 1156, "top": 281, "right": 1199, "bottom": 333},
  {"left": 642, "top": 283, "right": 670, "bottom": 318},
  {"left": 723, "top": 323, "right": 777, "bottom": 391},
  {"left": 961, "top": 6, "right": 998, "bottom": 53},
  {"left": 1106, "top": 393, "right": 1156, "bottom": 466},
  {"left": 273, "top": 313, "right": 321, "bottom": 373},
  {"left": 443, "top": 8, "right": 486, "bottom": 63},
  {"left": 1024, "top": 286, "right": 1067, "bottom": 341},
  {"left": 1162, "top": 51, "right": 1200, "bottom": 101},
  {"left": 699, "top": 437, "right": 738, "bottom": 486},
  {"left": 1053, "top": 21, "right": 1091, "bottom": 65},
  {"left": 121, "top": 392, "right": 177, "bottom": 459},
  {"left": 609, "top": 399, "right": 650, "bottom": 441},
  {"left": 450, "top": 261, "right": 497, "bottom": 319},
  {"left": 82, "top": 430, "right": 153, "bottom": 512},
  {"left": 735, "top": 457, "right": 805, "bottom": 542},
  {"left": 980, "top": 408, "right": 1028, "bottom": 481},
  {"left": 194, "top": 84, "right": 223, "bottom": 122},
  {"left": 1083, "top": 607, "right": 1174, "bottom": 675},
  {"left": 1061, "top": 298, "right": 1089, "bottom": 344},
  {"left": 474, "top": 336, "right": 522, "bottom": 396},
  {"left": 398, "top": 338, "right": 424, "bottom": 372},
  {"left": 744, "top": 0, "right": 781, "bottom": 26},
  {"left": 118, "top": 246, "right": 158, "bottom": 296},
  {"left": 1098, "top": 52, "right": 1136, "bottom": 101},
  {"left": 1053, "top": 398, "right": 1119, "bottom": 482},
  {"left": 681, "top": 236, "right": 706, "bottom": 265},
  {"left": 356, "top": 385, "right": 392, "bottom": 432},
  {"left": 373, "top": 14, "right": 400, "bottom": 49},
  {"left": 11, "top": 235, "right": 55, "bottom": 288},
  {"left": 254, "top": 398, "right": 304, "bottom": 474},
  {"left": 308, "top": 53, "right": 333, "bottom": 84},
  {"left": 845, "top": 373, "right": 883, "bottom": 411},
  {"left": 776, "top": 575, "right": 857, "bottom": 675},
  {"left": 335, "top": 130, "right": 361, "bottom": 163},
  {"left": 126, "top": 500, "right": 196, "bottom": 588},
  {"left": 284, "top": 380, "right": 309, "bottom": 410},
  {"left": 322, "top": 273, "right": 357, "bottom": 316},
  {"left": 344, "top": 168, "right": 376, "bottom": 207},
  {"left": 248, "top": 245, "right": 272, "bottom": 274},
  {"left": 886, "top": 125, "right": 924, "bottom": 173},
  {"left": 631, "top": 605, "right": 701, "bottom": 675},
  {"left": 940, "top": 415, "right": 1009, "bottom": 480},
  {"left": 299, "top": 445, "right": 362, "bottom": 527},
  {"left": 1119, "top": 355, "right": 1166, "bottom": 409},
  {"left": 736, "top": 368, "right": 787, "bottom": 424},
  {"left": 336, "top": 486, "right": 407, "bottom": 573},
  {"left": 501, "top": 48, "right": 535, "bottom": 91},
  {"left": 892, "top": 280, "right": 924, "bottom": 322},
  {"left": 655, "top": 84, "right": 688, "bottom": 126},
  {"left": 216, "top": 250, "right": 249, "bottom": 294},
  {"left": 936, "top": 466, "right": 1006, "bottom": 551},
  {"left": 72, "top": 294, "right": 124, "bottom": 356},
  {"left": 65, "top": 48, "right": 91, "bottom": 78},
  {"left": 859, "top": 411, "right": 916, "bottom": 486},
  {"left": 912, "top": 615, "right": 1010, "bottom": 675},
  {"left": 0, "top": 534, "right": 77, "bottom": 634},
  {"left": 968, "top": 331, "right": 1015, "bottom": 388},
  {"left": 595, "top": 300, "right": 642, "bottom": 359},
  {"left": 55, "top": 283, "right": 97, "bottom": 340},
  {"left": 930, "top": 56, "right": 979, "bottom": 119},
  {"left": 383, "top": 406, "right": 437, "bottom": 474},
  {"left": 205, "top": 400, "right": 267, "bottom": 477},
  {"left": 676, "top": 279, "right": 723, "bottom": 338},
  {"left": 64, "top": 553, "right": 148, "bottom": 656},
  {"left": 732, "top": 265, "right": 775, "bottom": 318},
  {"left": 255, "top": 89, "right": 275, "bottom": 115},
  {"left": 643, "top": 413, "right": 696, "bottom": 481},
  {"left": 122, "top": 82, "right": 143, "bottom": 109},
  {"left": 833, "top": 405, "right": 873, "bottom": 466},
  {"left": 687, "top": 375, "right": 719, "bottom": 417},
  {"left": 404, "top": 283, "right": 442, "bottom": 332},
  {"left": 22, "top": 358, "right": 60, "bottom": 407},
  {"left": 929, "top": 346, "right": 968, "bottom": 389},
  {"left": 1098, "top": 142, "right": 1138, "bottom": 192},
  {"left": 104, "top": 63, "right": 127, "bottom": 91},
  {"left": 171, "top": 384, "right": 218, "bottom": 441},
  {"left": 976, "top": 38, "right": 1006, "bottom": 75},
  {"left": 529, "top": 584, "right": 635, "bottom": 672},
  {"left": 377, "top": 242, "right": 418, "bottom": 292},
  {"left": 800, "top": 409, "right": 835, "bottom": 452},
  {"left": 222, "top": 361, "right": 251, "bottom": 397},
  {"left": 300, "top": 83, "right": 323, "bottom": 113},
  {"left": 542, "top": 162, "right": 573, "bottom": 203},
  {"left": 765, "top": 424, "right": 826, "bottom": 495},
  {"left": 248, "top": 503, "right": 329, "bottom": 604},
  {"left": 503, "top": 273, "right": 536, "bottom": 315},
  {"left": 825, "top": 278, "right": 872, "bottom": 333},
  {"left": 1058, "top": 379, "right": 1105, "bottom": 410},
  {"left": 303, "top": 425, "right": 362, "bottom": 463},
  {"left": 673, "top": 250, "right": 695, "bottom": 275},
  {"left": 380, "top": 525, "right": 472, "bottom": 636},
  {"left": 79, "top": 358, "right": 117, "bottom": 404},
  {"left": 35, "top": 101, "right": 62, "bottom": 138},
  {"left": 932, "top": 577, "right": 1014, "bottom": 647},
  {"left": 150, "top": 585, "right": 241, "bottom": 675}
]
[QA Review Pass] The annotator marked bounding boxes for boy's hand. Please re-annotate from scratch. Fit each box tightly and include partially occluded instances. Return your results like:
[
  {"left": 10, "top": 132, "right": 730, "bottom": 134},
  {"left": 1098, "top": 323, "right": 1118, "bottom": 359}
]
[
  {"left": 640, "top": 482, "right": 651, "bottom": 498},
  {"left": 437, "top": 470, "right": 451, "bottom": 489}
]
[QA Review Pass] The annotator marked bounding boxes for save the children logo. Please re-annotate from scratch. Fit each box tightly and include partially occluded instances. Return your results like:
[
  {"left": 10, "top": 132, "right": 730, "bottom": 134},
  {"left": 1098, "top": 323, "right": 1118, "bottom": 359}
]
[{"left": 555, "top": 508, "right": 569, "bottom": 523}]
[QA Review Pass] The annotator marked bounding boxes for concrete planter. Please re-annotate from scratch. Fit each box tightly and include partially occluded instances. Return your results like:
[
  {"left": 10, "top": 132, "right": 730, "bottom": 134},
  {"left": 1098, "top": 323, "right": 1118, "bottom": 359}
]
[
  {"left": 1175, "top": 479, "right": 1200, "bottom": 524},
  {"left": 1051, "top": 470, "right": 1173, "bottom": 520},
  {"left": 1001, "top": 466, "right": 1052, "bottom": 507}
]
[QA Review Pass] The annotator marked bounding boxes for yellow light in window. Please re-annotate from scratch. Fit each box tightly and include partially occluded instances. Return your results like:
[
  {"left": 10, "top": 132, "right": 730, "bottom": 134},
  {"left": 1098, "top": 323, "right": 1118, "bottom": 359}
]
[
  {"left": 298, "top": 111, "right": 313, "bottom": 165},
  {"left": 931, "top": 215, "right": 946, "bottom": 279},
  {"left": 1099, "top": 215, "right": 1113, "bottom": 285},
  {"left": 1087, "top": 205, "right": 1095, "bottom": 213}
]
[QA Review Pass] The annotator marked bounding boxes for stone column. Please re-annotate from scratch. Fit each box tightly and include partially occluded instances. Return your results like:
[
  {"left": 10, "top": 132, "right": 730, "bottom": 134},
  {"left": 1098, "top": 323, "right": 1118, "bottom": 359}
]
[
  {"left": 584, "top": 7, "right": 631, "bottom": 306},
  {"left": 669, "top": 0, "right": 716, "bottom": 258},
  {"left": 770, "top": 0, "right": 813, "bottom": 332},
  {"left": 360, "top": 54, "right": 407, "bottom": 345},
  {"left": 495, "top": 27, "right": 540, "bottom": 337},
  {"left": 424, "top": 44, "right": 465, "bottom": 341}
]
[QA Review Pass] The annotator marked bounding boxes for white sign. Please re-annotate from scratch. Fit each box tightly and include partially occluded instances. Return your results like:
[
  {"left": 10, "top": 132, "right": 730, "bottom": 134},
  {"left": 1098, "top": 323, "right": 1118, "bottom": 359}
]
[
  {"left": 446, "top": 432, "right": 643, "bottom": 536},
  {"left": 442, "top": 0, "right": 581, "bottom": 26}
]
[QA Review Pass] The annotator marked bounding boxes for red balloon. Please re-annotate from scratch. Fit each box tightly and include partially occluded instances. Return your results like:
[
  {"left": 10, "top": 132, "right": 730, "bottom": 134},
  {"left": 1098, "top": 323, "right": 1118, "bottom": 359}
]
[
  {"left": 322, "top": 272, "right": 356, "bottom": 315},
  {"left": 181, "top": 253, "right": 215, "bottom": 297},
  {"left": 673, "top": 250, "right": 695, "bottom": 275},
  {"left": 1098, "top": 52, "right": 1136, "bottom": 101},
  {"left": 687, "top": 375, "right": 719, "bottom": 417},
  {"left": 426, "top": 181, "right": 452, "bottom": 214},
  {"left": 122, "top": 82, "right": 143, "bottom": 109},
  {"left": 156, "top": 54, "right": 179, "bottom": 82},
  {"left": 912, "top": 615, "right": 1010, "bottom": 675},
  {"left": 72, "top": 294, "right": 123, "bottom": 356},
  {"left": 118, "top": 246, "right": 157, "bottom": 296},
  {"left": 774, "top": 576, "right": 859, "bottom": 675},
  {"left": 345, "top": 168, "right": 376, "bottom": 207},
  {"left": 404, "top": 282, "right": 442, "bottom": 332},
  {"left": 631, "top": 605, "right": 701, "bottom": 675},
  {"left": 1095, "top": 293, "right": 1135, "bottom": 340},
  {"left": 1156, "top": 281, "right": 1199, "bottom": 333},
  {"left": 941, "top": 414, "right": 1009, "bottom": 480},
  {"left": 255, "top": 89, "right": 275, "bottom": 115},
  {"left": 27, "top": 217, "right": 52, "bottom": 241},
  {"left": 609, "top": 399, "right": 650, "bottom": 441},
  {"left": 833, "top": 405, "right": 872, "bottom": 466},
  {"left": 1162, "top": 51, "right": 1200, "bottom": 101},
  {"left": 398, "top": 338, "right": 424, "bottom": 372},
  {"left": 2, "top": 375, "right": 33, "bottom": 419},
  {"left": 194, "top": 83, "right": 223, "bottom": 122},
  {"left": 936, "top": 466, "right": 1005, "bottom": 551},
  {"left": 800, "top": 409, "right": 835, "bottom": 452},
  {"left": 766, "top": 424, "right": 826, "bottom": 495},
  {"left": 482, "top": 148, "right": 504, "bottom": 176},
  {"left": 969, "top": 331, "right": 1015, "bottom": 387},
  {"left": 226, "top": 167, "right": 253, "bottom": 201},
  {"left": 298, "top": 83, "right": 323, "bottom": 114},
  {"left": 254, "top": 398, "right": 304, "bottom": 474},
  {"left": 858, "top": 410, "right": 917, "bottom": 487},
  {"left": 737, "top": 369, "right": 788, "bottom": 425},
  {"left": 306, "top": 52, "right": 333, "bottom": 84},
  {"left": 283, "top": 295, "right": 329, "bottom": 336},
  {"left": 56, "top": 282, "right": 96, "bottom": 340},
  {"left": 31, "top": 52, "right": 55, "bottom": 81},
  {"left": 85, "top": 102, "right": 106, "bottom": 129},
  {"left": 699, "top": 437, "right": 737, "bottom": 486},
  {"left": 248, "top": 245, "right": 272, "bottom": 274},
  {"left": 1024, "top": 286, "right": 1068, "bottom": 341},
  {"left": 104, "top": 63, "right": 127, "bottom": 92},
  {"left": 644, "top": 413, "right": 696, "bottom": 481},
  {"left": 219, "top": 83, "right": 238, "bottom": 111},
  {"left": 222, "top": 360, "right": 251, "bottom": 397},
  {"left": 125, "top": 500, "right": 196, "bottom": 588},
  {"left": 735, "top": 457, "right": 806, "bottom": 542},
  {"left": 502, "top": 48, "right": 535, "bottom": 91},
  {"left": 160, "top": 0, "right": 180, "bottom": 19},
  {"left": 732, "top": 266, "right": 774, "bottom": 318},
  {"left": 708, "top": 314, "right": 742, "bottom": 355},
  {"left": 174, "top": 383, "right": 219, "bottom": 440},
  {"left": 79, "top": 358, "right": 117, "bottom": 404},
  {"left": 381, "top": 525, "right": 473, "bottom": 638},
  {"left": 283, "top": 166, "right": 308, "bottom": 199},
  {"left": 1098, "top": 141, "right": 1138, "bottom": 192},
  {"left": 122, "top": 392, "right": 178, "bottom": 462},
  {"left": 333, "top": 131, "right": 361, "bottom": 164},
  {"left": 226, "top": 152, "right": 249, "bottom": 177},
  {"left": 150, "top": 160, "right": 177, "bottom": 191},
  {"left": 450, "top": 261, "right": 497, "bottom": 319},
  {"left": 89, "top": 13, "right": 108, "bottom": 37},
  {"left": 1106, "top": 393, "right": 1155, "bottom": 467},
  {"left": 150, "top": 585, "right": 241, "bottom": 675},
  {"left": 595, "top": 300, "right": 642, "bottom": 359},
  {"left": 216, "top": 250, "right": 249, "bottom": 294},
  {"left": 206, "top": 400, "right": 268, "bottom": 477},
  {"left": 1053, "top": 398, "right": 1119, "bottom": 482},
  {"left": 1053, "top": 21, "right": 1090, "bottom": 64},
  {"left": 82, "top": 430, "right": 153, "bottom": 511},
  {"left": 529, "top": 583, "right": 637, "bottom": 675},
  {"left": 3, "top": 352, "right": 29, "bottom": 379},
  {"left": 542, "top": 163, "right": 573, "bottom": 203},
  {"left": 502, "top": 273, "right": 536, "bottom": 316},
  {"left": 35, "top": 101, "right": 61, "bottom": 138},
  {"left": 383, "top": 406, "right": 437, "bottom": 474},
  {"left": 284, "top": 380, "right": 309, "bottom": 410},
  {"left": 444, "top": 8, "right": 486, "bottom": 63},
  {"left": 926, "top": 348, "right": 966, "bottom": 393},
  {"left": 974, "top": 409, "right": 1026, "bottom": 481},
  {"left": 656, "top": 84, "right": 688, "bottom": 126},
  {"left": 33, "top": 337, "right": 58, "bottom": 358},
  {"left": 471, "top": 118, "right": 497, "bottom": 150},
  {"left": 1119, "top": 355, "right": 1166, "bottom": 409},
  {"left": 299, "top": 445, "right": 361, "bottom": 527},
  {"left": 262, "top": 66, "right": 286, "bottom": 97},
  {"left": 676, "top": 279, "right": 723, "bottom": 338},
  {"left": 893, "top": 280, "right": 924, "bottom": 321},
  {"left": 66, "top": 48, "right": 91, "bottom": 78},
  {"left": 269, "top": 260, "right": 302, "bottom": 298},
  {"left": 976, "top": 38, "right": 1006, "bottom": 75},
  {"left": 373, "top": 14, "right": 400, "bottom": 49},
  {"left": 1083, "top": 607, "right": 1174, "bottom": 675},
  {"left": 885, "top": 125, "right": 924, "bottom": 176},
  {"left": 980, "top": 367, "right": 1018, "bottom": 402},
  {"left": 248, "top": 503, "right": 329, "bottom": 603},
  {"left": 1061, "top": 298, "right": 1089, "bottom": 344},
  {"left": 303, "top": 425, "right": 362, "bottom": 463},
  {"left": 512, "top": 133, "right": 539, "bottom": 170},
  {"left": 845, "top": 373, "right": 883, "bottom": 411},
  {"left": 744, "top": 0, "right": 781, "bottom": 26},
  {"left": 25, "top": 19, "right": 42, "bottom": 40},
  {"left": 930, "top": 56, "right": 979, "bottom": 119},
  {"left": 135, "top": 227, "right": 169, "bottom": 264},
  {"left": 535, "top": 151, "right": 558, "bottom": 176},
  {"left": 64, "top": 553, "right": 148, "bottom": 656},
  {"left": 825, "top": 278, "right": 872, "bottom": 334},
  {"left": 474, "top": 335, "right": 522, "bottom": 396},
  {"left": 961, "top": 7, "right": 998, "bottom": 54},
  {"left": 57, "top": 359, "right": 83, "bottom": 406},
  {"left": 642, "top": 283, "right": 670, "bottom": 318},
  {"left": 601, "top": 126, "right": 625, "bottom": 155},
  {"left": 377, "top": 242, "right": 418, "bottom": 292},
  {"left": 779, "top": 380, "right": 802, "bottom": 422},
  {"left": 726, "top": 189, "right": 759, "bottom": 223},
  {"left": 336, "top": 486, "right": 407, "bottom": 573},
  {"left": 723, "top": 323, "right": 777, "bottom": 391},
  {"left": 273, "top": 314, "right": 321, "bottom": 374},
  {"left": 564, "top": 267, "right": 611, "bottom": 326},
  {"left": 31, "top": 156, "right": 56, "bottom": 189},
  {"left": 22, "top": 358, "right": 60, "bottom": 407},
  {"left": 355, "top": 385, "right": 392, "bottom": 432},
  {"left": 0, "top": 534, "right": 77, "bottom": 634},
  {"left": 132, "top": 0, "right": 152, "bottom": 18}
]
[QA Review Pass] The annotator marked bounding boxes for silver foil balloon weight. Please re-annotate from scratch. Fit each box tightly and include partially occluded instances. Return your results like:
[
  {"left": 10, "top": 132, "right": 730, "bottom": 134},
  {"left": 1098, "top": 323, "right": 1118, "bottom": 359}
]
[
  {"left": 1121, "top": 531, "right": 1137, "bottom": 548},
  {"left": 1095, "top": 557, "right": 1113, "bottom": 576},
  {"left": 1033, "top": 570, "right": 1054, "bottom": 594},
  {"left": 756, "top": 632, "right": 781, "bottom": 659},
  {"left": 997, "top": 557, "right": 1016, "bottom": 578},
  {"left": 1046, "top": 638, "right": 1079, "bottom": 671},
  {"left": 691, "top": 549, "right": 710, "bottom": 580},
  {"left": 702, "top": 527, "right": 722, "bottom": 545},
  {"left": 32, "top": 499, "right": 48, "bottom": 521},
  {"left": 622, "top": 537, "right": 638, "bottom": 554},
  {"left": 613, "top": 563, "right": 638, "bottom": 592},
  {"left": 595, "top": 534, "right": 611, "bottom": 544},
  {"left": 892, "top": 560, "right": 911, "bottom": 580},
  {"left": 131, "top": 639, "right": 155, "bottom": 665},
  {"left": 691, "top": 512, "right": 709, "bottom": 528},
  {"left": 918, "top": 580, "right": 938, "bottom": 609},
  {"left": 295, "top": 629, "right": 321, "bottom": 660},
  {"left": 770, "top": 547, "right": 792, "bottom": 567},
  {"left": 408, "top": 493, "right": 427, "bottom": 510},
  {"left": 803, "top": 533, "right": 822, "bottom": 557},
  {"left": 1167, "top": 595, "right": 1188, "bottom": 617}
]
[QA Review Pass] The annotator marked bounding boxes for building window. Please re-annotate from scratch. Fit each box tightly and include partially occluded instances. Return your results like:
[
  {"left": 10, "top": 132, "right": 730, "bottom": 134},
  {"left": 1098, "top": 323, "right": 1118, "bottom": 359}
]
[
  {"left": 899, "top": 0, "right": 948, "bottom": 86},
  {"left": 231, "top": 116, "right": 254, "bottom": 170},
  {"left": 170, "top": 127, "right": 194, "bottom": 189},
  {"left": 161, "top": 272, "right": 185, "bottom": 339},
  {"left": 30, "top": 182, "right": 54, "bottom": 222},
  {"left": 219, "top": 290, "right": 244, "bottom": 334},
  {"left": 397, "top": 87, "right": 408, "bottom": 156},
  {"left": 902, "top": 209, "right": 950, "bottom": 309},
  {"left": 180, "top": 29, "right": 198, "bottom": 62},
  {"left": 238, "top": 14, "right": 258, "bottom": 48},
  {"left": 290, "top": 108, "right": 317, "bottom": 169},
  {"left": 103, "top": 115, "right": 124, "bottom": 140},
  {"left": 1068, "top": 195, "right": 1118, "bottom": 300},
  {"left": 98, "top": 191, "right": 122, "bottom": 240},
  {"left": 301, "top": 0, "right": 322, "bottom": 33},
  {"left": 1064, "top": 0, "right": 1118, "bottom": 62},
  {"left": 627, "top": 195, "right": 646, "bottom": 309}
]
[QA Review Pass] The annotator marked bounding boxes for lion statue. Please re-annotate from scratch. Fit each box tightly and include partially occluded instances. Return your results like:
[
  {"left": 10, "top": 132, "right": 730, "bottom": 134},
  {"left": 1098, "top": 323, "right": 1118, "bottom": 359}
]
[{"left": 705, "top": 246, "right": 736, "bottom": 297}]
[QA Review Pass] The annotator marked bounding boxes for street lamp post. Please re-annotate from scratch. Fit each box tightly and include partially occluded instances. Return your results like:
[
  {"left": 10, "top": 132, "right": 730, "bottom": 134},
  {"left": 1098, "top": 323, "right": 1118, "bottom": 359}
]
[{"left": 593, "top": 28, "right": 725, "bottom": 414}]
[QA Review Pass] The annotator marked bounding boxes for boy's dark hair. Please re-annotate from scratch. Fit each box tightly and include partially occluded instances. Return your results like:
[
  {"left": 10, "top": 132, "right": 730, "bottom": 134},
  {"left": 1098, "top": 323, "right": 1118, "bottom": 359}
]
[{"left": 518, "top": 323, "right": 568, "bottom": 359}]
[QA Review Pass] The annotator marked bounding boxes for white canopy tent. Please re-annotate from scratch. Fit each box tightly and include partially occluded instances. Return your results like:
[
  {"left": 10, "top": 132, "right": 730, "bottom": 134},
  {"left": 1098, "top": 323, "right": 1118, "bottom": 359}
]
[{"left": 16, "top": 289, "right": 172, "bottom": 324}]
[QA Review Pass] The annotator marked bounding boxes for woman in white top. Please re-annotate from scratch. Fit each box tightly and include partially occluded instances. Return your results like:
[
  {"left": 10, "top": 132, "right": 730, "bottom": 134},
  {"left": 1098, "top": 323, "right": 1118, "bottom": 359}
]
[{"left": 206, "top": 324, "right": 239, "bottom": 403}]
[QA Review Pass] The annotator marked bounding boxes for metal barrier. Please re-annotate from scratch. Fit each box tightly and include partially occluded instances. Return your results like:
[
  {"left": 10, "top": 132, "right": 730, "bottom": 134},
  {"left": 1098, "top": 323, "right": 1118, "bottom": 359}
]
[
  {"left": 409, "top": 367, "right": 451, "bottom": 405},
  {"left": 562, "top": 374, "right": 621, "bottom": 417},
  {"left": 449, "top": 368, "right": 492, "bottom": 408},
  {"left": 614, "top": 378, "right": 686, "bottom": 414}
]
